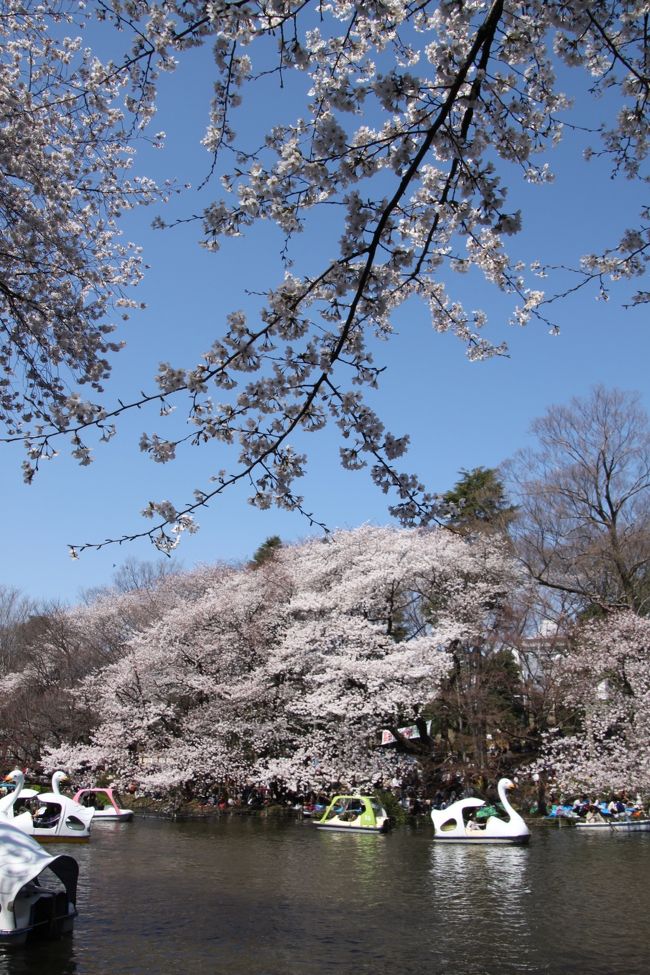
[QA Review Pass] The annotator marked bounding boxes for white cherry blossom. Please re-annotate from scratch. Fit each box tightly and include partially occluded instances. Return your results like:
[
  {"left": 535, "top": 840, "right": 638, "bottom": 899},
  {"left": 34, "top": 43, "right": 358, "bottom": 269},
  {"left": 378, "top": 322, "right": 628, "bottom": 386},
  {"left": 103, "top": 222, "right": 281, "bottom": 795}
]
[
  {"left": 45, "top": 525, "right": 520, "bottom": 794},
  {"left": 1, "top": 2, "right": 648, "bottom": 547}
]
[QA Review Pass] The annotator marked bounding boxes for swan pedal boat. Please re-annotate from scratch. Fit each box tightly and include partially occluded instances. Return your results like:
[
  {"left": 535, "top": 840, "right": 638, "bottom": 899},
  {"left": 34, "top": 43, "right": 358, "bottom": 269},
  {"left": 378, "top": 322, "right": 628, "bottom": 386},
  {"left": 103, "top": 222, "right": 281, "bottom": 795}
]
[
  {"left": 431, "top": 778, "right": 530, "bottom": 845},
  {"left": 72, "top": 787, "right": 134, "bottom": 822},
  {"left": 1, "top": 771, "right": 93, "bottom": 842},
  {"left": 315, "top": 795, "right": 391, "bottom": 833},
  {"left": 0, "top": 818, "right": 78, "bottom": 945}
]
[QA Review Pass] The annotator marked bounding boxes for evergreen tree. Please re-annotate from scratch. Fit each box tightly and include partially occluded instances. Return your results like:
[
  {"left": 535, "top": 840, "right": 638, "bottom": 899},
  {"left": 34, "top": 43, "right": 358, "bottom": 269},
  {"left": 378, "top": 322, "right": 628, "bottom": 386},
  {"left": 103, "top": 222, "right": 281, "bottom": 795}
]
[
  {"left": 442, "top": 467, "right": 517, "bottom": 535},
  {"left": 422, "top": 468, "right": 526, "bottom": 791},
  {"left": 250, "top": 536, "right": 283, "bottom": 569}
]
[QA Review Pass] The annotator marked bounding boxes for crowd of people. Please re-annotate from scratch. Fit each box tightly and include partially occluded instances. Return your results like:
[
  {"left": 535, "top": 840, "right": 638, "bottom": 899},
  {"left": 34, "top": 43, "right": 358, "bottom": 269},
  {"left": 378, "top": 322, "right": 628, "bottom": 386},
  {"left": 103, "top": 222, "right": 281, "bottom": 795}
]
[
  {"left": 8, "top": 768, "right": 647, "bottom": 824},
  {"left": 188, "top": 770, "right": 431, "bottom": 817},
  {"left": 569, "top": 794, "right": 647, "bottom": 823}
]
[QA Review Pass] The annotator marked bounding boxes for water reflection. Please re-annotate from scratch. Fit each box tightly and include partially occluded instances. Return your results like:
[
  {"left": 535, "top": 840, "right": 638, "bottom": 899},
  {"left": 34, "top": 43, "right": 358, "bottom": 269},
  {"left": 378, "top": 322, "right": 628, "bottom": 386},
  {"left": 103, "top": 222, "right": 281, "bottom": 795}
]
[
  {"left": 0, "top": 819, "right": 648, "bottom": 975},
  {"left": 0, "top": 937, "right": 77, "bottom": 975},
  {"left": 426, "top": 843, "right": 536, "bottom": 973},
  {"left": 313, "top": 828, "right": 388, "bottom": 893}
]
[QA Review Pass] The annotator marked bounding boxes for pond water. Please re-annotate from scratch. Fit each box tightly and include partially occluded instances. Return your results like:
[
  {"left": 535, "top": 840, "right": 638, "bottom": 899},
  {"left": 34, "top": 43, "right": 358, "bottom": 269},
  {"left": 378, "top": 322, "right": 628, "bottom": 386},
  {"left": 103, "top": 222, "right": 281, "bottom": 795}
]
[{"left": 0, "top": 815, "right": 648, "bottom": 975}]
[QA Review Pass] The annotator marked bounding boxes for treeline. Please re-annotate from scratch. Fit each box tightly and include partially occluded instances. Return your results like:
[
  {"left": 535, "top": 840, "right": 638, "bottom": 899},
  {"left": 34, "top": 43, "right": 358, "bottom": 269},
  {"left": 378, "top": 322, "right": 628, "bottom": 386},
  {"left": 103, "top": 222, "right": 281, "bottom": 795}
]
[{"left": 1, "top": 387, "right": 649, "bottom": 801}]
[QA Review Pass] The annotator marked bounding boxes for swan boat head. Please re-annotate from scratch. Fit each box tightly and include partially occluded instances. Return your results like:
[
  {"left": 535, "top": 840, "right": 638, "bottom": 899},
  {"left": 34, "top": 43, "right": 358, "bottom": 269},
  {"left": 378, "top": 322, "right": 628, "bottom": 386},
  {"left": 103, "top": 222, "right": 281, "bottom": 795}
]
[
  {"left": 51, "top": 772, "right": 69, "bottom": 796},
  {"left": 2, "top": 769, "right": 24, "bottom": 790}
]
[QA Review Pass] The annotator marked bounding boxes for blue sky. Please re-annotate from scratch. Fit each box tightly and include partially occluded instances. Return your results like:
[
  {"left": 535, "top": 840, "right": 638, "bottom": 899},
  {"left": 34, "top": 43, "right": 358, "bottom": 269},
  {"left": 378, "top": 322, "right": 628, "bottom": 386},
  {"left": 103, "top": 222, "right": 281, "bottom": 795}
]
[{"left": 2, "top": 23, "right": 649, "bottom": 605}]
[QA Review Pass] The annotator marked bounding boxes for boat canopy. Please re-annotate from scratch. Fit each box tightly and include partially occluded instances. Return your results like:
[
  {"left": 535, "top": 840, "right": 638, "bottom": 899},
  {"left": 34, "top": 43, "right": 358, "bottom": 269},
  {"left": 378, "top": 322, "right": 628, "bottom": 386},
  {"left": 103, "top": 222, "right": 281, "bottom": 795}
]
[
  {"left": 319, "top": 794, "right": 387, "bottom": 828},
  {"left": 0, "top": 787, "right": 39, "bottom": 811},
  {"left": 0, "top": 820, "right": 78, "bottom": 906},
  {"left": 73, "top": 787, "right": 120, "bottom": 804}
]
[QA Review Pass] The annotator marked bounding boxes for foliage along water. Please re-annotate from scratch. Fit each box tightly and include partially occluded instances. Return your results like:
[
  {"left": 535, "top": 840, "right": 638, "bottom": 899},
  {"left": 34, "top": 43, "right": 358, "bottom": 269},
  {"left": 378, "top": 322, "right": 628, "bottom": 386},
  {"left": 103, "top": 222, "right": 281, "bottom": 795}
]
[{"left": 0, "top": 814, "right": 648, "bottom": 975}]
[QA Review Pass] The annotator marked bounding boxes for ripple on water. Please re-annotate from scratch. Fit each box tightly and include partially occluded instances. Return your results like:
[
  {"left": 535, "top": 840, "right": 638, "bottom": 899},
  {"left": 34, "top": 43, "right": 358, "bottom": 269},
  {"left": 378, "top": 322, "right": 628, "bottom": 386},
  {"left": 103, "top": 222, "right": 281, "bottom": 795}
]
[{"left": 0, "top": 818, "right": 648, "bottom": 975}]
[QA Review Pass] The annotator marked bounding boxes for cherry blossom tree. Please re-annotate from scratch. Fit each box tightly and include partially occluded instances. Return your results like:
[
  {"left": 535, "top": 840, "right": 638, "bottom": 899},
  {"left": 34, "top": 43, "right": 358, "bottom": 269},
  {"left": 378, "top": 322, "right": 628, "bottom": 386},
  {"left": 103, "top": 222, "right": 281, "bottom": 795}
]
[
  {"left": 0, "top": 0, "right": 168, "bottom": 470},
  {"left": 45, "top": 525, "right": 520, "bottom": 795},
  {"left": 0, "top": 561, "right": 226, "bottom": 765},
  {"left": 1, "top": 2, "right": 648, "bottom": 552},
  {"left": 535, "top": 611, "right": 650, "bottom": 796}
]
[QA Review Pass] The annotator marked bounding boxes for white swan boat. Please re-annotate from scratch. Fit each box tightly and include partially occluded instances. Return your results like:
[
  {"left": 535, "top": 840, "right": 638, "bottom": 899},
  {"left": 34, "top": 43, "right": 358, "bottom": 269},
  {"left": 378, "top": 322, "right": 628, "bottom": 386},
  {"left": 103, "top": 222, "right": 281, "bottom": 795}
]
[
  {"left": 72, "top": 787, "right": 134, "bottom": 821},
  {"left": 0, "top": 818, "right": 78, "bottom": 944},
  {"left": 431, "top": 778, "right": 531, "bottom": 845},
  {"left": 1, "top": 771, "right": 93, "bottom": 842}
]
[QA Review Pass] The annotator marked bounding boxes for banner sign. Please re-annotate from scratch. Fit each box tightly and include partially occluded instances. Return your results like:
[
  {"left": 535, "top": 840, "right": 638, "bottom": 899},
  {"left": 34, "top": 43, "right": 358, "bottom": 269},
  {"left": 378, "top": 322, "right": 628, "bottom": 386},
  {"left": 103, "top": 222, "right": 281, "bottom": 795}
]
[{"left": 381, "top": 721, "right": 431, "bottom": 746}]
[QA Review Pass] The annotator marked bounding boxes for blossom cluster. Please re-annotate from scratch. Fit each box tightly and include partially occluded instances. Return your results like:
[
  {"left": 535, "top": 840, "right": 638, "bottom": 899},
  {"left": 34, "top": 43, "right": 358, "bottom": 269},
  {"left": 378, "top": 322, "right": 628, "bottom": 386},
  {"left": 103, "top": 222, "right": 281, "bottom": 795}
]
[
  {"left": 45, "top": 525, "right": 519, "bottom": 794},
  {"left": 2, "top": 2, "right": 648, "bottom": 548},
  {"left": 0, "top": 0, "right": 168, "bottom": 467},
  {"left": 535, "top": 612, "right": 650, "bottom": 794}
]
